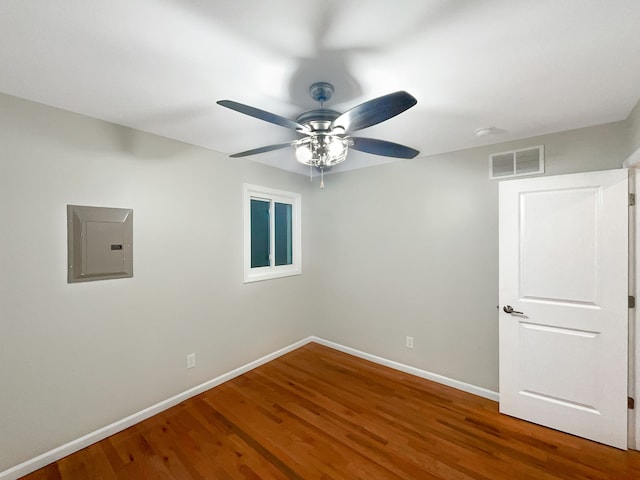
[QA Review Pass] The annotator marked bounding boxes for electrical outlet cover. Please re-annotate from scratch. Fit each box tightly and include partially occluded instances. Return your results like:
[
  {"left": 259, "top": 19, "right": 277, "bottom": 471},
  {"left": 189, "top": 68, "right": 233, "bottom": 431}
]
[{"left": 186, "top": 353, "right": 196, "bottom": 368}]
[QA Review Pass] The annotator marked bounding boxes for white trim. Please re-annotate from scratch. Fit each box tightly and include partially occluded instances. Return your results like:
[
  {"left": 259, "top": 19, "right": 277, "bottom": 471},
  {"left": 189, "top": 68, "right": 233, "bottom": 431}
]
[
  {"left": 0, "top": 337, "right": 314, "bottom": 480},
  {"left": 633, "top": 170, "right": 639, "bottom": 450},
  {"left": 0, "top": 336, "right": 498, "bottom": 479},
  {"left": 623, "top": 146, "right": 640, "bottom": 169},
  {"left": 611, "top": 160, "right": 639, "bottom": 450},
  {"left": 309, "top": 337, "right": 500, "bottom": 402},
  {"left": 243, "top": 183, "right": 302, "bottom": 283}
]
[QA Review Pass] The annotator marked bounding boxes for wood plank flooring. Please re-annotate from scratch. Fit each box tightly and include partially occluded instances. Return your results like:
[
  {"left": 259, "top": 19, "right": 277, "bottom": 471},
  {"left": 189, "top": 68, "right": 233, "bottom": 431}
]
[{"left": 21, "top": 342, "right": 640, "bottom": 479}]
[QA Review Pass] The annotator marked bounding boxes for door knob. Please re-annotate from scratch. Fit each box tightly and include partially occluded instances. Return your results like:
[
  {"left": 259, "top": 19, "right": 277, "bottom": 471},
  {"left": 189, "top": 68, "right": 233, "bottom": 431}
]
[{"left": 503, "top": 305, "right": 523, "bottom": 314}]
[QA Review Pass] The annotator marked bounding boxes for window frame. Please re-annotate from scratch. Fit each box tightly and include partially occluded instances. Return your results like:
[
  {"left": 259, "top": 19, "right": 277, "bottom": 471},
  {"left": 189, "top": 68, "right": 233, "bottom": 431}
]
[{"left": 243, "top": 183, "right": 302, "bottom": 283}]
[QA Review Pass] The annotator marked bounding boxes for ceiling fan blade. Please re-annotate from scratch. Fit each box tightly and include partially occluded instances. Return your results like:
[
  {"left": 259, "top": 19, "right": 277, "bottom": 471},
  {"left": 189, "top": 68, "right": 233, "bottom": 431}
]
[
  {"left": 332, "top": 91, "right": 417, "bottom": 133},
  {"left": 229, "top": 141, "right": 295, "bottom": 158},
  {"left": 350, "top": 137, "right": 420, "bottom": 159},
  {"left": 217, "top": 100, "right": 308, "bottom": 132}
]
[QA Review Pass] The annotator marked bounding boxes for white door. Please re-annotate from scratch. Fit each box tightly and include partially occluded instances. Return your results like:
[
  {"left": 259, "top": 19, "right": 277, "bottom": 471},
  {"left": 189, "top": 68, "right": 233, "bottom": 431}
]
[{"left": 499, "top": 168, "right": 629, "bottom": 449}]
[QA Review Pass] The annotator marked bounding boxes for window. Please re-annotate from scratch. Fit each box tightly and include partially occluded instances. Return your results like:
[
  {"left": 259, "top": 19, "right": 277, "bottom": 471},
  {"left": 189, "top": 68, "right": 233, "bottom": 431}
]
[
  {"left": 243, "top": 184, "right": 301, "bottom": 282},
  {"left": 489, "top": 145, "right": 544, "bottom": 179}
]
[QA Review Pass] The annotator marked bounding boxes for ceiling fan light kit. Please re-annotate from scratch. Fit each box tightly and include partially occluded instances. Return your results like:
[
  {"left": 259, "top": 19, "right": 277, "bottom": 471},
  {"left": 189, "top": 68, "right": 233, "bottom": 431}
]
[
  {"left": 294, "top": 135, "right": 349, "bottom": 167},
  {"left": 217, "top": 82, "right": 420, "bottom": 188}
]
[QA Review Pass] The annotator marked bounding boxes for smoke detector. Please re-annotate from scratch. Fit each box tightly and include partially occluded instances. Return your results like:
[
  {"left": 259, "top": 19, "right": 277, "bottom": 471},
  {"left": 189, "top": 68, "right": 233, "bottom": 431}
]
[{"left": 475, "top": 126, "right": 499, "bottom": 137}]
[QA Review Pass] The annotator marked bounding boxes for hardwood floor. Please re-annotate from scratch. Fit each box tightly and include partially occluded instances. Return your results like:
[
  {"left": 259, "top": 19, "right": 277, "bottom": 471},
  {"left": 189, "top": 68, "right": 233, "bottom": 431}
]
[{"left": 21, "top": 342, "right": 640, "bottom": 479}]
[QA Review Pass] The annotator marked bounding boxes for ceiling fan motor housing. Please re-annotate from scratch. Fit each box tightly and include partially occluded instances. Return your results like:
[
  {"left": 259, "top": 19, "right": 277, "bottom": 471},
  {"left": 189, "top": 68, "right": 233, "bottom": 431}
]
[{"left": 296, "top": 109, "right": 340, "bottom": 132}]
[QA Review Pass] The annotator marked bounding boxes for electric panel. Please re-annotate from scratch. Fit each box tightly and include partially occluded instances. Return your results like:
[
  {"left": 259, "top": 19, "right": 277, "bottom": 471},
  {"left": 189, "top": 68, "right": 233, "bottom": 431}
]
[{"left": 67, "top": 205, "right": 133, "bottom": 283}]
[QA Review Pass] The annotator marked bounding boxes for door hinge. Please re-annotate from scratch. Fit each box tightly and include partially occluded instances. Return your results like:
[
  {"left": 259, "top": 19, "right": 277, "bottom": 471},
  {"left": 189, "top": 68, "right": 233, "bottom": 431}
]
[
  {"left": 629, "top": 397, "right": 635, "bottom": 410},
  {"left": 630, "top": 193, "right": 636, "bottom": 206},
  {"left": 630, "top": 296, "right": 636, "bottom": 308}
]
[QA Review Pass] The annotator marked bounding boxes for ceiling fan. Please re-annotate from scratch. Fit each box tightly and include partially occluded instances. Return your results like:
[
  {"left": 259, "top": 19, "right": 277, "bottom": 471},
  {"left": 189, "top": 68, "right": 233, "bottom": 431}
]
[{"left": 217, "top": 82, "right": 419, "bottom": 187}]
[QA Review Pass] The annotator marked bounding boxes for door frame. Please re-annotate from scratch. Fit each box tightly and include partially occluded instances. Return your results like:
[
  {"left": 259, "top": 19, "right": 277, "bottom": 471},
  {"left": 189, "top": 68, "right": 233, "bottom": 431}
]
[{"left": 623, "top": 150, "right": 639, "bottom": 450}]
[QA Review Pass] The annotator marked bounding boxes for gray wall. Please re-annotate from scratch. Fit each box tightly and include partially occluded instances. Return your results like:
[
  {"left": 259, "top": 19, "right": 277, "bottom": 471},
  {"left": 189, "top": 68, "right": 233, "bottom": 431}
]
[
  {"left": 308, "top": 122, "right": 630, "bottom": 392},
  {"left": 0, "top": 90, "right": 635, "bottom": 473},
  {"left": 628, "top": 97, "right": 640, "bottom": 152},
  {"left": 0, "top": 93, "right": 315, "bottom": 472}
]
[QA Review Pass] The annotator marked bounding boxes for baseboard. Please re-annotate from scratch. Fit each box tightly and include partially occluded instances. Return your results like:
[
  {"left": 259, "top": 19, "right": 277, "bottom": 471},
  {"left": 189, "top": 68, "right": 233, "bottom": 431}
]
[
  {"left": 310, "top": 336, "right": 500, "bottom": 402},
  {"left": 1, "top": 336, "right": 498, "bottom": 479},
  {"left": 0, "top": 337, "right": 315, "bottom": 480}
]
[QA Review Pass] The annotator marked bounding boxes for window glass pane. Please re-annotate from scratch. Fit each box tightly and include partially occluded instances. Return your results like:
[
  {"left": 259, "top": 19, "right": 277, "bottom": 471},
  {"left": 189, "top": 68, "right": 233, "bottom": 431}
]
[
  {"left": 274, "top": 202, "right": 292, "bottom": 266},
  {"left": 515, "top": 148, "right": 541, "bottom": 174},
  {"left": 250, "top": 199, "right": 270, "bottom": 268},
  {"left": 491, "top": 153, "right": 514, "bottom": 177}
]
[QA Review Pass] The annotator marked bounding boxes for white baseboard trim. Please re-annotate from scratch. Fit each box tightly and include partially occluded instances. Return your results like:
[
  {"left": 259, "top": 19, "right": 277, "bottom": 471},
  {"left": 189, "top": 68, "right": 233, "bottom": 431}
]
[
  {"left": 0, "top": 337, "right": 315, "bottom": 480},
  {"left": 310, "top": 336, "right": 500, "bottom": 402},
  {"left": 1, "top": 336, "right": 498, "bottom": 479}
]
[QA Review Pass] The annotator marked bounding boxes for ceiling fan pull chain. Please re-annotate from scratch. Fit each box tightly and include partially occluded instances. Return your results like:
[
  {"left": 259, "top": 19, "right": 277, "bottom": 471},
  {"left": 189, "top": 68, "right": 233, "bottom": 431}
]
[
  {"left": 320, "top": 167, "right": 325, "bottom": 189},
  {"left": 309, "top": 164, "right": 313, "bottom": 182}
]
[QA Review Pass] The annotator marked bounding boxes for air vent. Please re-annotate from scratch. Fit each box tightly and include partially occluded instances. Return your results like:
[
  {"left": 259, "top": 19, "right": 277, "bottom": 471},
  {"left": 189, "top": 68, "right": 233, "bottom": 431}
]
[{"left": 489, "top": 145, "right": 544, "bottom": 180}]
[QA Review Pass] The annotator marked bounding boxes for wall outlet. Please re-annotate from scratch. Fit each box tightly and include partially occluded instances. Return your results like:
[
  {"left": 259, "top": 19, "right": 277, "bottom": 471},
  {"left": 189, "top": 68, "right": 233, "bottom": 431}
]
[
  {"left": 186, "top": 353, "right": 196, "bottom": 369},
  {"left": 406, "top": 336, "right": 414, "bottom": 349}
]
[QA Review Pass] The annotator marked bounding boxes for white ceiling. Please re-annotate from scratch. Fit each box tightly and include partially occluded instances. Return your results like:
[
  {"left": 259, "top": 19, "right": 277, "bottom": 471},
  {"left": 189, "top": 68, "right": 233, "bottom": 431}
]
[{"left": 1, "top": 0, "right": 640, "bottom": 175}]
